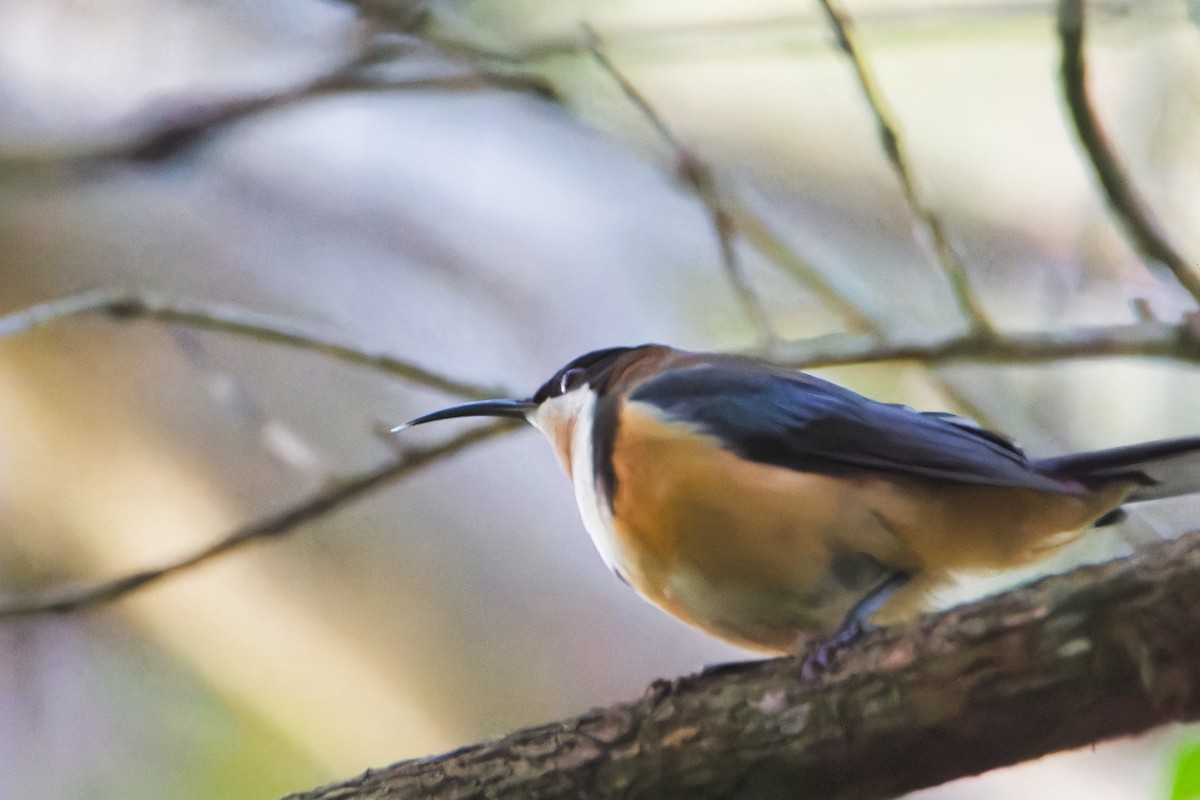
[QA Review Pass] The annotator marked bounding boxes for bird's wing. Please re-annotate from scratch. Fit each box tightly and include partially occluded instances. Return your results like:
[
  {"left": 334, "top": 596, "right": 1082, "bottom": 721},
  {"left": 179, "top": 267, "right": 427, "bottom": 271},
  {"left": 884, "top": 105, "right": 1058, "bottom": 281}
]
[{"left": 628, "top": 361, "right": 1073, "bottom": 493}]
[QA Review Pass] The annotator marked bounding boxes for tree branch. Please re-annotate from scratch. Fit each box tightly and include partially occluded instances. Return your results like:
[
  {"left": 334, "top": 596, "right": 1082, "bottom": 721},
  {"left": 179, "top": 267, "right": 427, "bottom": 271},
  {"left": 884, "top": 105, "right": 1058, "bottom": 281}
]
[
  {"left": 0, "top": 420, "right": 519, "bottom": 619},
  {"left": 814, "top": 0, "right": 994, "bottom": 336},
  {"left": 282, "top": 528, "right": 1200, "bottom": 800},
  {"left": 1057, "top": 0, "right": 1200, "bottom": 305},
  {"left": 0, "top": 289, "right": 504, "bottom": 399},
  {"left": 762, "top": 316, "right": 1200, "bottom": 369}
]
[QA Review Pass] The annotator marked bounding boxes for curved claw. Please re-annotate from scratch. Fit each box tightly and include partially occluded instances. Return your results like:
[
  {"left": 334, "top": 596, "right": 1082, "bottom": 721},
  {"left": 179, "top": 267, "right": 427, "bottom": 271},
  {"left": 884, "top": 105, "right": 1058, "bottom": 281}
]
[{"left": 799, "top": 618, "right": 870, "bottom": 681}]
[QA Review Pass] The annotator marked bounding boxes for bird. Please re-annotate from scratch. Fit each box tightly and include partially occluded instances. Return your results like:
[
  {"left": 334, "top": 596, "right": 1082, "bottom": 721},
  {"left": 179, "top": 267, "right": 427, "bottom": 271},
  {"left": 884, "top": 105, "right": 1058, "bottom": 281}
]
[{"left": 393, "top": 344, "right": 1200, "bottom": 660}]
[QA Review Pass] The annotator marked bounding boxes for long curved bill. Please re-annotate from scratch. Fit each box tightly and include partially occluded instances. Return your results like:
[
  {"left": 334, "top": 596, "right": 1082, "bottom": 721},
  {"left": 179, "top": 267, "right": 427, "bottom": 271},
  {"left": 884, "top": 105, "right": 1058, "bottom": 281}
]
[{"left": 390, "top": 399, "right": 537, "bottom": 433}]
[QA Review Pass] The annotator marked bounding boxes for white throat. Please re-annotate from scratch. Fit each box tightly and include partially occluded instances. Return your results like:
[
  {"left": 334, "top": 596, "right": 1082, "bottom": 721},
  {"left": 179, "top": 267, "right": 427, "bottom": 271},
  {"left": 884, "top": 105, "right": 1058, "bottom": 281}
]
[{"left": 529, "top": 388, "right": 620, "bottom": 570}]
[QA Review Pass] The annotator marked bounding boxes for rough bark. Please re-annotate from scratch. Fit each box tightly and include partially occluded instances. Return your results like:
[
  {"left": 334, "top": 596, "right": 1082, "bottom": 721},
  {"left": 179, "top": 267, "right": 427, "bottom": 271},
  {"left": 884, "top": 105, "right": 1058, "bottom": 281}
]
[{"left": 285, "top": 530, "right": 1200, "bottom": 800}]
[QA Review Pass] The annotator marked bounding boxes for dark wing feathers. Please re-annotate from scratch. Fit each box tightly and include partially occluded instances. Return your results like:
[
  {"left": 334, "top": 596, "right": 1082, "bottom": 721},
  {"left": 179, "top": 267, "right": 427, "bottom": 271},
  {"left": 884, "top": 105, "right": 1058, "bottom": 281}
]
[
  {"left": 629, "top": 362, "right": 1073, "bottom": 494},
  {"left": 1035, "top": 436, "right": 1200, "bottom": 502}
]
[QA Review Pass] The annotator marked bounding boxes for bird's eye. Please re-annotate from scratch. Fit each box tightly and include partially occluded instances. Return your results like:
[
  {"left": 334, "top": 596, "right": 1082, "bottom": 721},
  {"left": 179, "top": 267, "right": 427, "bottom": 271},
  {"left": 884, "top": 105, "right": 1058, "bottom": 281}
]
[{"left": 558, "top": 368, "right": 586, "bottom": 394}]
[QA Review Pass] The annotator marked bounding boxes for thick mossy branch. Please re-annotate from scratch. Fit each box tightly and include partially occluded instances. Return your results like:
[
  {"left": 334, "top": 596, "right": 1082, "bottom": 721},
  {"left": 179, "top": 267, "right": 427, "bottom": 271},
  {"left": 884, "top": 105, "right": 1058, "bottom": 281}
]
[{"left": 286, "top": 529, "right": 1200, "bottom": 800}]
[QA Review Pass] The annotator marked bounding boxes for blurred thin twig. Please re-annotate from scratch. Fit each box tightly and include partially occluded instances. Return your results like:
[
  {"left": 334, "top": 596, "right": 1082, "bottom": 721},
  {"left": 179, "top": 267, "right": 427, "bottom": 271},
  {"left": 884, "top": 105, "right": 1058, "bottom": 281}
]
[
  {"left": 415, "top": 4, "right": 1066, "bottom": 67},
  {"left": 765, "top": 316, "right": 1200, "bottom": 369},
  {"left": 730, "top": 213, "right": 881, "bottom": 335},
  {"left": 814, "top": 0, "right": 994, "bottom": 336},
  {"left": 1057, "top": 0, "right": 1200, "bottom": 305},
  {"left": 0, "top": 420, "right": 519, "bottom": 619},
  {"left": 0, "top": 289, "right": 505, "bottom": 399},
  {"left": 584, "top": 25, "right": 778, "bottom": 347}
]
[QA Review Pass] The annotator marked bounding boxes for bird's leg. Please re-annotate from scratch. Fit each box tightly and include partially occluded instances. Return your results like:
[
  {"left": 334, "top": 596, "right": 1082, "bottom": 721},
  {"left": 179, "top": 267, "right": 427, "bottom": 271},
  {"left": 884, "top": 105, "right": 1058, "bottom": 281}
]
[{"left": 800, "top": 571, "right": 911, "bottom": 680}]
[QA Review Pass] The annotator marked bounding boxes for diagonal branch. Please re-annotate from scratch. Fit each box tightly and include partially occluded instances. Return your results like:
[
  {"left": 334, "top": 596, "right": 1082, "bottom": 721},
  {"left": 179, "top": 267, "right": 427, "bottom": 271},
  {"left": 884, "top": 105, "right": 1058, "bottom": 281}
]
[
  {"left": 0, "top": 420, "right": 520, "bottom": 619},
  {"left": 0, "top": 289, "right": 505, "bottom": 399},
  {"left": 814, "top": 0, "right": 995, "bottom": 336},
  {"left": 584, "top": 25, "right": 778, "bottom": 347},
  {"left": 585, "top": 23, "right": 885, "bottom": 339},
  {"left": 0, "top": 38, "right": 555, "bottom": 170},
  {"left": 283, "top": 529, "right": 1200, "bottom": 800},
  {"left": 729, "top": 211, "right": 883, "bottom": 336},
  {"left": 1057, "top": 0, "right": 1200, "bottom": 305}
]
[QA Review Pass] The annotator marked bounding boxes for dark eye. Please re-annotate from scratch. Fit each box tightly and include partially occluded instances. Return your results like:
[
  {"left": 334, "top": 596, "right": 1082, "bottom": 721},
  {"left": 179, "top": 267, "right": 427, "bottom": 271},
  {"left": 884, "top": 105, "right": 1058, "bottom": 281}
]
[{"left": 558, "top": 368, "right": 586, "bottom": 394}]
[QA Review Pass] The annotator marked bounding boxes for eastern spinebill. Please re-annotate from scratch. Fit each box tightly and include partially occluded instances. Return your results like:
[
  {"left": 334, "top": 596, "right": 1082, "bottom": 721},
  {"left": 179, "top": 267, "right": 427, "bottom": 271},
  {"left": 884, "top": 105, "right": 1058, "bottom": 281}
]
[{"left": 394, "top": 345, "right": 1200, "bottom": 657}]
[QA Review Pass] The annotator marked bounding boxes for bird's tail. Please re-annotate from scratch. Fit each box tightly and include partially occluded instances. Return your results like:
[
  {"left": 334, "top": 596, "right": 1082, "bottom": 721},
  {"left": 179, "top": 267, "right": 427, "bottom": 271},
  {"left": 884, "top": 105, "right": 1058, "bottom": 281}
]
[
  {"left": 932, "top": 436, "right": 1200, "bottom": 610},
  {"left": 1034, "top": 436, "right": 1200, "bottom": 504}
]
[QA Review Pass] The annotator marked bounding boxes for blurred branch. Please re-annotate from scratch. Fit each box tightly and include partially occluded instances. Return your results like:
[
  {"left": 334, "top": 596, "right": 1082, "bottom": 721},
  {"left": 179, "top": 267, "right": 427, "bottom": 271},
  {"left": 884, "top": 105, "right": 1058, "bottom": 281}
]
[
  {"left": 764, "top": 315, "right": 1200, "bottom": 368},
  {"left": 331, "top": 0, "right": 429, "bottom": 32},
  {"left": 814, "top": 0, "right": 994, "bottom": 336},
  {"left": 584, "top": 25, "right": 777, "bottom": 347},
  {"left": 0, "top": 289, "right": 504, "bottom": 399},
  {"left": 283, "top": 529, "right": 1200, "bottom": 800},
  {"left": 414, "top": 5, "right": 1072, "bottom": 68},
  {"left": 730, "top": 213, "right": 882, "bottom": 335},
  {"left": 0, "top": 420, "right": 519, "bottom": 619},
  {"left": 0, "top": 38, "right": 555, "bottom": 169},
  {"left": 1057, "top": 0, "right": 1200, "bottom": 305}
]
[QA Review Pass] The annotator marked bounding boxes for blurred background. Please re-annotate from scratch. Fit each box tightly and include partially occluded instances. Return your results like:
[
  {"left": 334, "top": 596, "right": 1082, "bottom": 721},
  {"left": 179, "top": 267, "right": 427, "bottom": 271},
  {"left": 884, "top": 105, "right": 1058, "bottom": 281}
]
[{"left": 0, "top": 0, "right": 1198, "bottom": 797}]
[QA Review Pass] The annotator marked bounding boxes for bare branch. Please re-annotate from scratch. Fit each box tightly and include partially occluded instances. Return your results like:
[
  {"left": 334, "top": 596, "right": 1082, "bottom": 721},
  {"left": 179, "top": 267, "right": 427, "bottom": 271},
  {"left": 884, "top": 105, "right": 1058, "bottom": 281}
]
[
  {"left": 0, "top": 39, "right": 555, "bottom": 170},
  {"left": 814, "top": 0, "right": 995, "bottom": 336},
  {"left": 1057, "top": 0, "right": 1200, "bottom": 304},
  {"left": 763, "top": 316, "right": 1200, "bottom": 369},
  {"left": 329, "top": 0, "right": 429, "bottom": 32},
  {"left": 709, "top": 203, "right": 778, "bottom": 345},
  {"left": 584, "top": 25, "right": 778, "bottom": 347},
  {"left": 0, "top": 420, "right": 520, "bottom": 619},
  {"left": 0, "top": 289, "right": 504, "bottom": 399},
  {"left": 284, "top": 529, "right": 1200, "bottom": 800}
]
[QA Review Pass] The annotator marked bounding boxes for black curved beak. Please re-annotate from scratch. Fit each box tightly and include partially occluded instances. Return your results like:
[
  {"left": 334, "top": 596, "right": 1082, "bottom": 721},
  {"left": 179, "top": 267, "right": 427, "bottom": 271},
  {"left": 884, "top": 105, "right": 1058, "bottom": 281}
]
[{"left": 390, "top": 399, "right": 537, "bottom": 433}]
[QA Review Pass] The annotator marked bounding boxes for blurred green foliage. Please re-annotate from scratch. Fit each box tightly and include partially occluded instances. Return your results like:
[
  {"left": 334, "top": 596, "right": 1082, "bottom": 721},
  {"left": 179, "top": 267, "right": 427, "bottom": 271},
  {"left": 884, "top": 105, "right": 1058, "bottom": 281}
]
[{"left": 1172, "top": 740, "right": 1200, "bottom": 800}]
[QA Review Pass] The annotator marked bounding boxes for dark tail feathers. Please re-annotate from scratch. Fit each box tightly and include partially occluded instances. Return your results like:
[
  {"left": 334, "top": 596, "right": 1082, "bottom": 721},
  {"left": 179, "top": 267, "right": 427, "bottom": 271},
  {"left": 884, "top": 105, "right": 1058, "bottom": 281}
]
[{"left": 1034, "top": 436, "right": 1200, "bottom": 504}]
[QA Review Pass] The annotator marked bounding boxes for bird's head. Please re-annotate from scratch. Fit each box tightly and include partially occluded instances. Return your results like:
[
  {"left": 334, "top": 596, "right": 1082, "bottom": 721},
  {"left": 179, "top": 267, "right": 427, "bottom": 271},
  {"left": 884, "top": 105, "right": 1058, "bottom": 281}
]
[{"left": 393, "top": 345, "right": 656, "bottom": 474}]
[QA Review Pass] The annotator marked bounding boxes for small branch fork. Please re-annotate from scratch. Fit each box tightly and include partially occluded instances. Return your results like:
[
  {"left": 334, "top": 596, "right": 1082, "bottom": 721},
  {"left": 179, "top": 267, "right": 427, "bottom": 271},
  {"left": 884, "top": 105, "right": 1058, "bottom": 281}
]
[{"left": 1057, "top": 0, "right": 1200, "bottom": 306}]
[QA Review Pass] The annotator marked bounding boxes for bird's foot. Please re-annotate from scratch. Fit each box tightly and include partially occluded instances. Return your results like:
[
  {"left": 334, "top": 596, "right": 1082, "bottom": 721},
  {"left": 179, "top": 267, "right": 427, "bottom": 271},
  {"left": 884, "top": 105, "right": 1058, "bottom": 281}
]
[{"left": 799, "top": 618, "right": 870, "bottom": 681}]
